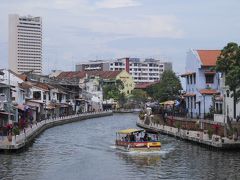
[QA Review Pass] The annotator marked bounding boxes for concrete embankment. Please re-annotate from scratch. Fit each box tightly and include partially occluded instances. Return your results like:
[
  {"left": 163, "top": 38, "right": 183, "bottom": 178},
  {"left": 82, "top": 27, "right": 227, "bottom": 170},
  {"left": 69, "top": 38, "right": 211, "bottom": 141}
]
[
  {"left": 137, "top": 119, "right": 240, "bottom": 150},
  {"left": 0, "top": 111, "right": 112, "bottom": 152}
]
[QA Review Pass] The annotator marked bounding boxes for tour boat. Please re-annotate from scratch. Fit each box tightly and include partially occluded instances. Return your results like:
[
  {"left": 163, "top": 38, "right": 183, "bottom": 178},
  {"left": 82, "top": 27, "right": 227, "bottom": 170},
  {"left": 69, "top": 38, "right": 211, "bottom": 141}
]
[{"left": 115, "top": 129, "right": 161, "bottom": 152}]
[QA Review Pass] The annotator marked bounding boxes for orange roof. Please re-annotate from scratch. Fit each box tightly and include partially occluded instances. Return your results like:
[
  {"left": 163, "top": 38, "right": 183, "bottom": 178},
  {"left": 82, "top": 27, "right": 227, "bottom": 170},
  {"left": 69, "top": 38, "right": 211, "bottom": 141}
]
[
  {"left": 196, "top": 50, "right": 221, "bottom": 66},
  {"left": 57, "top": 71, "right": 122, "bottom": 79},
  {"left": 183, "top": 93, "right": 196, "bottom": 97},
  {"left": 34, "top": 82, "right": 50, "bottom": 91},
  {"left": 135, "top": 82, "right": 158, "bottom": 89},
  {"left": 199, "top": 89, "right": 218, "bottom": 95},
  {"left": 57, "top": 71, "right": 86, "bottom": 79}
]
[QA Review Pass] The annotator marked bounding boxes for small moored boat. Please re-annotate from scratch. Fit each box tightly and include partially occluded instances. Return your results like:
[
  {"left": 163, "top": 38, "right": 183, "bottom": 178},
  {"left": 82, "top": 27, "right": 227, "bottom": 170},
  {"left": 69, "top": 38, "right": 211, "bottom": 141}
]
[{"left": 115, "top": 129, "right": 161, "bottom": 152}]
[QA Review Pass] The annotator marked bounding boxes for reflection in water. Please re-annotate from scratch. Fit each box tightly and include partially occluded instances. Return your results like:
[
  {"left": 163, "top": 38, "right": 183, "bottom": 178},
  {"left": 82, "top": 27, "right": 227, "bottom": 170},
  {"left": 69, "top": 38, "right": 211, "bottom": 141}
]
[
  {"left": 116, "top": 151, "right": 161, "bottom": 168},
  {"left": 1, "top": 113, "right": 240, "bottom": 180}
]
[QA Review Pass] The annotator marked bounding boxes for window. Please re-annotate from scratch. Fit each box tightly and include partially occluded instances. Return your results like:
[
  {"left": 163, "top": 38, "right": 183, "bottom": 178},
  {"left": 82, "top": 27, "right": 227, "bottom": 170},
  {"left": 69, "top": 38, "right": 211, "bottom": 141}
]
[
  {"left": 33, "top": 91, "right": 41, "bottom": 100},
  {"left": 194, "top": 96, "right": 196, "bottom": 108},
  {"left": 205, "top": 74, "right": 214, "bottom": 84},
  {"left": 193, "top": 74, "right": 196, "bottom": 84},
  {"left": 226, "top": 90, "right": 230, "bottom": 97}
]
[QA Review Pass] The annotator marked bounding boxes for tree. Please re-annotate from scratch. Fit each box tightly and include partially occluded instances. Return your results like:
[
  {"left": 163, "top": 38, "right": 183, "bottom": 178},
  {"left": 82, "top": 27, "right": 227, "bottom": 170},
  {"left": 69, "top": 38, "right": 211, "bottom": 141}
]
[
  {"left": 103, "top": 79, "right": 124, "bottom": 101},
  {"left": 216, "top": 42, "right": 240, "bottom": 118},
  {"left": 146, "top": 70, "right": 182, "bottom": 102},
  {"left": 130, "top": 89, "right": 148, "bottom": 102}
]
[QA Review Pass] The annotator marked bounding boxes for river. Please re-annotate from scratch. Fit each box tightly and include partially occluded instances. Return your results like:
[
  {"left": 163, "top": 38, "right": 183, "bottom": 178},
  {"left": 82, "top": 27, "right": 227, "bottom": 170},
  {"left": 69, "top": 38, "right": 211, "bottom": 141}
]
[{"left": 1, "top": 113, "right": 240, "bottom": 180}]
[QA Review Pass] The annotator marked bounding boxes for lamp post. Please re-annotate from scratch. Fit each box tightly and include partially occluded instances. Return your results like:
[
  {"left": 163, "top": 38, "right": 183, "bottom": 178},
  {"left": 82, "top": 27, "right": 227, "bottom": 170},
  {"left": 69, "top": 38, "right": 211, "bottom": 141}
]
[
  {"left": 43, "top": 100, "right": 47, "bottom": 120},
  {"left": 203, "top": 95, "right": 206, "bottom": 119}
]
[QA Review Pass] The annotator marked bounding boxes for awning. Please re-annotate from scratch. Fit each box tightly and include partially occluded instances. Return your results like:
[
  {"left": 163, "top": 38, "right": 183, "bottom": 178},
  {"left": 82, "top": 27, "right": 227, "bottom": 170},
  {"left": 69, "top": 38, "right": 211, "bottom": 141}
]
[
  {"left": 180, "top": 72, "right": 196, "bottom": 77},
  {"left": 200, "top": 89, "right": 218, "bottom": 95},
  {"left": 204, "top": 70, "right": 216, "bottom": 75},
  {"left": 45, "top": 105, "right": 55, "bottom": 110},
  {"left": 15, "top": 104, "right": 29, "bottom": 111},
  {"left": 117, "top": 129, "right": 144, "bottom": 134},
  {"left": 0, "top": 111, "right": 14, "bottom": 115},
  {"left": 160, "top": 100, "right": 175, "bottom": 105},
  {"left": 183, "top": 93, "right": 196, "bottom": 97}
]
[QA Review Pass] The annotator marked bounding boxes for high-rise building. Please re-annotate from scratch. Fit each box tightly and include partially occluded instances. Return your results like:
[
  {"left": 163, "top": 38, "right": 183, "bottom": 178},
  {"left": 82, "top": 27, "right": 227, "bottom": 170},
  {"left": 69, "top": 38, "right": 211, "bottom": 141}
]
[
  {"left": 76, "top": 58, "right": 172, "bottom": 83},
  {"left": 8, "top": 14, "right": 42, "bottom": 74}
]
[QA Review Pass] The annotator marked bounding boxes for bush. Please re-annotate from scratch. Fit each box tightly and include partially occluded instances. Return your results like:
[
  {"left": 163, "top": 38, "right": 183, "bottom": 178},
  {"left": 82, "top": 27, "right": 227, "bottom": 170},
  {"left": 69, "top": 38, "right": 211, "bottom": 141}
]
[
  {"left": 207, "top": 128, "right": 213, "bottom": 139},
  {"left": 13, "top": 127, "right": 20, "bottom": 135}
]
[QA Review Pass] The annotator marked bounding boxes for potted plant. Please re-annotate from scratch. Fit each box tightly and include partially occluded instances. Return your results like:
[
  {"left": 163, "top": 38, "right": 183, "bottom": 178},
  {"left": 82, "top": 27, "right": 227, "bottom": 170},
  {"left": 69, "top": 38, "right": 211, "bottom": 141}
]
[
  {"left": 13, "top": 127, "right": 20, "bottom": 136},
  {"left": 176, "top": 122, "right": 181, "bottom": 132},
  {"left": 207, "top": 128, "right": 213, "bottom": 140}
]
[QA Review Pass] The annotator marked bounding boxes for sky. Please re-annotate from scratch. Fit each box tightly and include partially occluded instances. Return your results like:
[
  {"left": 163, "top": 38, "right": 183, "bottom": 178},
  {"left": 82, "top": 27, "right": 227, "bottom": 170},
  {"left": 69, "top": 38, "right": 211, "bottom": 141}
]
[{"left": 1, "top": 0, "right": 240, "bottom": 75}]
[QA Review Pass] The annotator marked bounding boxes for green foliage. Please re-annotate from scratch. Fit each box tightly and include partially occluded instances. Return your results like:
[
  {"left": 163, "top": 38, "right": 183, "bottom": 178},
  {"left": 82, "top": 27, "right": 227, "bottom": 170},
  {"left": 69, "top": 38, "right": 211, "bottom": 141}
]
[
  {"left": 13, "top": 127, "right": 20, "bottom": 135},
  {"left": 103, "top": 79, "right": 124, "bottom": 100},
  {"left": 176, "top": 122, "right": 181, "bottom": 129},
  {"left": 216, "top": 42, "right": 240, "bottom": 101},
  {"left": 118, "top": 92, "right": 127, "bottom": 108},
  {"left": 207, "top": 128, "right": 213, "bottom": 138},
  {"left": 216, "top": 42, "right": 240, "bottom": 118},
  {"left": 139, "top": 111, "right": 145, "bottom": 120},
  {"left": 130, "top": 89, "right": 148, "bottom": 102},
  {"left": 146, "top": 70, "right": 182, "bottom": 102}
]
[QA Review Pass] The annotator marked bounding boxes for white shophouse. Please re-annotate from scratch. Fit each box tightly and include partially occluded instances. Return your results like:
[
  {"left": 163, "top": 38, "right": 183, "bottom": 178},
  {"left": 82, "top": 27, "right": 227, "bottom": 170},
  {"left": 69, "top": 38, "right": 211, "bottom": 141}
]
[{"left": 181, "top": 49, "right": 222, "bottom": 119}]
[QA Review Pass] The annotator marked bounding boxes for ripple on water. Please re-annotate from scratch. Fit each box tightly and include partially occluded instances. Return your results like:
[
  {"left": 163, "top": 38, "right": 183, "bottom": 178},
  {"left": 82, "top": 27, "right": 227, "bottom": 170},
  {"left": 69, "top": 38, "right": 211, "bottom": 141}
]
[{"left": 1, "top": 114, "right": 240, "bottom": 180}]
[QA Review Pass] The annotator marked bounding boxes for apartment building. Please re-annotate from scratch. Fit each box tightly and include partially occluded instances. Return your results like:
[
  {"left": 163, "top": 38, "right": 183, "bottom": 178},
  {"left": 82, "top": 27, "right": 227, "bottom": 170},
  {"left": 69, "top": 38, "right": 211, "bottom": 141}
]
[
  {"left": 76, "top": 58, "right": 172, "bottom": 83},
  {"left": 8, "top": 14, "right": 42, "bottom": 74}
]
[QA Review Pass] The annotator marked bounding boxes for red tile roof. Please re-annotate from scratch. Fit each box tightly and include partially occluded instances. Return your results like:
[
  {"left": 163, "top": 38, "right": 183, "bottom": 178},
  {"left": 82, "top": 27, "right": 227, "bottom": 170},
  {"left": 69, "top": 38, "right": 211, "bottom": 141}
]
[
  {"left": 196, "top": 50, "right": 221, "bottom": 66},
  {"left": 183, "top": 93, "right": 196, "bottom": 97},
  {"left": 57, "top": 71, "right": 122, "bottom": 79},
  {"left": 199, "top": 89, "right": 218, "bottom": 95},
  {"left": 34, "top": 82, "right": 50, "bottom": 91},
  {"left": 135, "top": 82, "right": 158, "bottom": 89},
  {"left": 57, "top": 71, "right": 86, "bottom": 79}
]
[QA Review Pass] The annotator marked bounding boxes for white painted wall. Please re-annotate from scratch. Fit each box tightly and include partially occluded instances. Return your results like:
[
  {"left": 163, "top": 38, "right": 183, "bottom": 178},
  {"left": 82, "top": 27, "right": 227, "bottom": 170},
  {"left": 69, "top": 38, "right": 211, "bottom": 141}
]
[{"left": 184, "top": 49, "right": 220, "bottom": 118}]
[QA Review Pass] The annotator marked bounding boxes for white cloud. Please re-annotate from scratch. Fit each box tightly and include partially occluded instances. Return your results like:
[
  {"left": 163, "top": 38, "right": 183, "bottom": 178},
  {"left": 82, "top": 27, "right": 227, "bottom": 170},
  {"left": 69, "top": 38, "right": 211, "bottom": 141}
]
[
  {"left": 82, "top": 15, "right": 184, "bottom": 39},
  {"left": 95, "top": 0, "right": 141, "bottom": 9}
]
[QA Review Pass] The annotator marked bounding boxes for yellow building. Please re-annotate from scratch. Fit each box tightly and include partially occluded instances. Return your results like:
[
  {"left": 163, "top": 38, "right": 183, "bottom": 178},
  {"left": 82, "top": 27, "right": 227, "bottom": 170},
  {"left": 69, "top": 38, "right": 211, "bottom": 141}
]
[{"left": 116, "top": 70, "right": 135, "bottom": 95}]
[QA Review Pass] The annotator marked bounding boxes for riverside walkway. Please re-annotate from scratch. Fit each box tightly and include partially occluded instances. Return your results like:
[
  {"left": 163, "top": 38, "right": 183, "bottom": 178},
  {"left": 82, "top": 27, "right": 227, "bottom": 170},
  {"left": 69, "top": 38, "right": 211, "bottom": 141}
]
[
  {"left": 0, "top": 111, "right": 112, "bottom": 152},
  {"left": 137, "top": 119, "right": 240, "bottom": 150}
]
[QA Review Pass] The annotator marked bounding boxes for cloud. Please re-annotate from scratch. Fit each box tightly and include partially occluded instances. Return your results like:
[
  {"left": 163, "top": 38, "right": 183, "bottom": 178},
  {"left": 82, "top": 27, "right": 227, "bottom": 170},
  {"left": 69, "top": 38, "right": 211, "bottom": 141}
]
[
  {"left": 95, "top": 0, "right": 141, "bottom": 9},
  {"left": 81, "top": 15, "right": 184, "bottom": 39}
]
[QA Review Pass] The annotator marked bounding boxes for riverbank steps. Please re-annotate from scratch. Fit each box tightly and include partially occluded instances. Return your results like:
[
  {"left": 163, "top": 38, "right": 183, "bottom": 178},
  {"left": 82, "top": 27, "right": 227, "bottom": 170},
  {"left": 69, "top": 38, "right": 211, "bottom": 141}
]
[
  {"left": 0, "top": 111, "right": 113, "bottom": 153},
  {"left": 137, "top": 119, "right": 240, "bottom": 150}
]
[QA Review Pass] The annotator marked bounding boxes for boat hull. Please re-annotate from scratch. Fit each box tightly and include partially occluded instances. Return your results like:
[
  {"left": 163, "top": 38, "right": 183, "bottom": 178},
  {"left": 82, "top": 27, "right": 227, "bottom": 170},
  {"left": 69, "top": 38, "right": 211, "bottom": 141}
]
[{"left": 115, "top": 140, "right": 161, "bottom": 152}]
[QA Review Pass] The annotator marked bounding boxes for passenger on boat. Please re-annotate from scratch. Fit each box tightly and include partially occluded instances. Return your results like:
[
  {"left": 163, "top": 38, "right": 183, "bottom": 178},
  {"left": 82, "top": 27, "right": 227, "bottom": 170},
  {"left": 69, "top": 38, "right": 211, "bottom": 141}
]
[
  {"left": 136, "top": 133, "right": 141, "bottom": 142},
  {"left": 129, "top": 133, "right": 136, "bottom": 142},
  {"left": 143, "top": 133, "right": 148, "bottom": 141},
  {"left": 125, "top": 134, "right": 130, "bottom": 142}
]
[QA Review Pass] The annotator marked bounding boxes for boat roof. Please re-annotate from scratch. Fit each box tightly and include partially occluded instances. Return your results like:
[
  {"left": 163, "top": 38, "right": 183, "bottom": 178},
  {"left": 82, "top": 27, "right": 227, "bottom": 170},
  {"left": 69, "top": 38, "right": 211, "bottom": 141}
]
[{"left": 117, "top": 129, "right": 144, "bottom": 134}]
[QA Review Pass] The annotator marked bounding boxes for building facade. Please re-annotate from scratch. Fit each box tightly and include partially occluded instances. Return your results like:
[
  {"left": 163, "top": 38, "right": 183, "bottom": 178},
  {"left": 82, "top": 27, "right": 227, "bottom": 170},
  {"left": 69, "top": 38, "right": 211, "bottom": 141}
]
[
  {"left": 9, "top": 14, "right": 42, "bottom": 74},
  {"left": 76, "top": 60, "right": 110, "bottom": 71},
  {"left": 181, "top": 49, "right": 221, "bottom": 119},
  {"left": 75, "top": 58, "right": 172, "bottom": 83}
]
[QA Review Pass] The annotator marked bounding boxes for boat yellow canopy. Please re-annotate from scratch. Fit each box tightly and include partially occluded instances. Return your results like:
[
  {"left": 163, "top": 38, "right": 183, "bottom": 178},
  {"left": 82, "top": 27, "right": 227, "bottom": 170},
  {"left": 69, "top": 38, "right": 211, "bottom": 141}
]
[{"left": 117, "top": 129, "right": 144, "bottom": 134}]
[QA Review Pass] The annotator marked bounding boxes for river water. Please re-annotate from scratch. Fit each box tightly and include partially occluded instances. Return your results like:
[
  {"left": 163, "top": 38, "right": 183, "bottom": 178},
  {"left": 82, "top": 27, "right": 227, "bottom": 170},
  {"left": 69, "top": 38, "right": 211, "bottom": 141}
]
[{"left": 1, "top": 113, "right": 240, "bottom": 180}]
